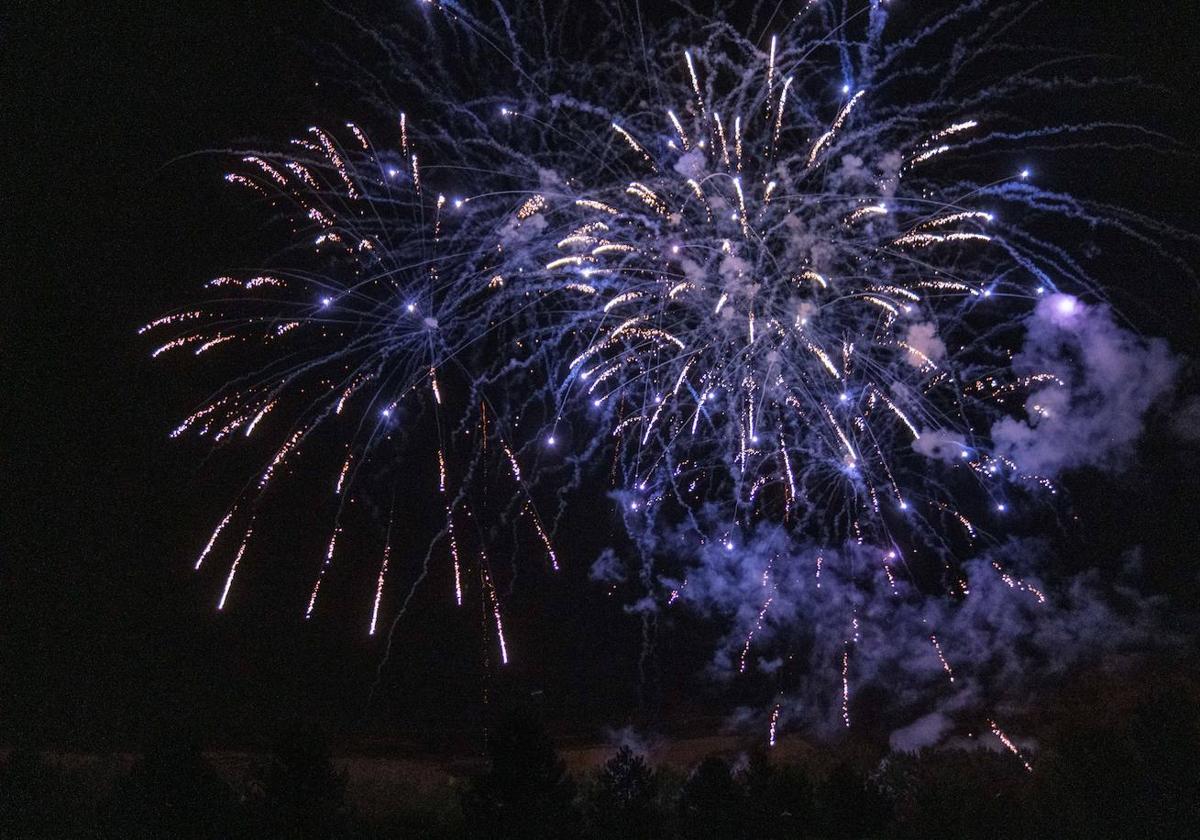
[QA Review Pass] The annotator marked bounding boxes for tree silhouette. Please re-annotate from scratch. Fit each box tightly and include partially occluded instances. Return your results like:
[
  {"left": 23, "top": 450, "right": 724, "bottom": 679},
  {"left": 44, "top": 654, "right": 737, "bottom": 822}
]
[
  {"left": 100, "top": 732, "right": 238, "bottom": 840},
  {"left": 816, "top": 763, "right": 892, "bottom": 840},
  {"left": 740, "top": 750, "right": 815, "bottom": 839},
  {"left": 0, "top": 748, "right": 83, "bottom": 838},
  {"left": 881, "top": 748, "right": 1028, "bottom": 840},
  {"left": 587, "top": 746, "right": 661, "bottom": 839},
  {"left": 250, "top": 720, "right": 351, "bottom": 840},
  {"left": 1030, "top": 680, "right": 1200, "bottom": 840},
  {"left": 678, "top": 756, "right": 745, "bottom": 840},
  {"left": 461, "top": 704, "right": 579, "bottom": 839}
]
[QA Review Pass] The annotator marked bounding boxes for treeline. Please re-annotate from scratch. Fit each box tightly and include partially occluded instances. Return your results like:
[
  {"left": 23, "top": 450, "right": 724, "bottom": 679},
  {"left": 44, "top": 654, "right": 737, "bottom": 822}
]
[{"left": 2, "top": 686, "right": 1197, "bottom": 839}]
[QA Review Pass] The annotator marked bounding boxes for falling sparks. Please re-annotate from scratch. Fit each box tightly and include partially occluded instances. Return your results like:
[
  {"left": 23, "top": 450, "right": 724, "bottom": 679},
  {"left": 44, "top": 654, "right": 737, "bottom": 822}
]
[
  {"left": 808, "top": 90, "right": 865, "bottom": 167},
  {"left": 138, "top": 311, "right": 202, "bottom": 334},
  {"left": 335, "top": 453, "right": 352, "bottom": 494},
  {"left": 738, "top": 595, "right": 774, "bottom": 673},
  {"left": 195, "top": 511, "right": 233, "bottom": 571},
  {"left": 151, "top": 335, "right": 204, "bottom": 358},
  {"left": 612, "top": 123, "right": 653, "bottom": 166},
  {"left": 305, "top": 527, "right": 342, "bottom": 619},
  {"left": 245, "top": 401, "right": 277, "bottom": 437},
  {"left": 369, "top": 539, "right": 391, "bottom": 636},
  {"left": 989, "top": 719, "right": 1034, "bottom": 773},
  {"left": 930, "top": 635, "right": 955, "bottom": 682},
  {"left": 194, "top": 334, "right": 234, "bottom": 355},
  {"left": 218, "top": 524, "right": 254, "bottom": 611},
  {"left": 516, "top": 194, "right": 546, "bottom": 219},
  {"left": 437, "top": 447, "right": 465, "bottom": 606},
  {"left": 482, "top": 559, "right": 508, "bottom": 665},
  {"left": 259, "top": 429, "right": 304, "bottom": 490},
  {"left": 841, "top": 647, "right": 852, "bottom": 728}
]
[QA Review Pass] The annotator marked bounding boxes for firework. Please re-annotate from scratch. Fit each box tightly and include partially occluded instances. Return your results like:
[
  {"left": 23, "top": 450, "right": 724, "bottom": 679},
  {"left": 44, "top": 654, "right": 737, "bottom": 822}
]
[{"left": 147, "top": 1, "right": 1186, "bottom": 747}]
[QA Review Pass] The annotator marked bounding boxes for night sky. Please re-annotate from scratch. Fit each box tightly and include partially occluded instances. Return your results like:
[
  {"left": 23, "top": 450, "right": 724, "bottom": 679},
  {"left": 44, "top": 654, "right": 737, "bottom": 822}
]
[{"left": 5, "top": 1, "right": 1200, "bottom": 754}]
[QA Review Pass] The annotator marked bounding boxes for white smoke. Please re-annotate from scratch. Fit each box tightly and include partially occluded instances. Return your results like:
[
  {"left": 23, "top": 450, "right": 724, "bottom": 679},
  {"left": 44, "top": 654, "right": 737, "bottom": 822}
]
[
  {"left": 673, "top": 147, "right": 707, "bottom": 179},
  {"left": 903, "top": 321, "right": 946, "bottom": 368},
  {"left": 890, "top": 711, "right": 953, "bottom": 752},
  {"left": 990, "top": 294, "right": 1177, "bottom": 476},
  {"left": 913, "top": 429, "right": 966, "bottom": 462}
]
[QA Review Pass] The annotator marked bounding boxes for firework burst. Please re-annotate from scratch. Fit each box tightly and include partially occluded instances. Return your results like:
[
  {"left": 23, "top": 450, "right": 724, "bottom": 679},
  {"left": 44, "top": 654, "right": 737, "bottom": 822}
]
[{"left": 146, "top": 0, "right": 1188, "bottom": 748}]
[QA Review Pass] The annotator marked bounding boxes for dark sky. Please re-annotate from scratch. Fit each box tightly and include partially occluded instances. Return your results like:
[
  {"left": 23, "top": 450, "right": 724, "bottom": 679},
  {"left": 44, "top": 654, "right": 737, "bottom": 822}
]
[{"left": 5, "top": 1, "right": 1200, "bottom": 753}]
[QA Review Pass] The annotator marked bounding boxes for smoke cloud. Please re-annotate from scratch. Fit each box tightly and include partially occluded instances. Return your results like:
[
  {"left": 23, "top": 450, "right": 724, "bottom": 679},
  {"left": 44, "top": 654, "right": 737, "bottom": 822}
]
[
  {"left": 659, "top": 522, "right": 1171, "bottom": 746},
  {"left": 991, "top": 295, "right": 1177, "bottom": 476}
]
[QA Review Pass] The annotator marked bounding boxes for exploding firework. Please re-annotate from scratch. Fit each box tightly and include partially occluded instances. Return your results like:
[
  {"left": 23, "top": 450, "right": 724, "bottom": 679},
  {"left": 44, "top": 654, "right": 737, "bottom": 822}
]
[
  {"left": 143, "top": 117, "right": 537, "bottom": 630},
  {"left": 146, "top": 0, "right": 1187, "bottom": 750}
]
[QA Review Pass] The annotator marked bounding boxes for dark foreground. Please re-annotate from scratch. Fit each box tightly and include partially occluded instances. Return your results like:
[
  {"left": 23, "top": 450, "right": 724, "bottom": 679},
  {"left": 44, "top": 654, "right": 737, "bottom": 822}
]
[{"left": 3, "top": 679, "right": 1199, "bottom": 840}]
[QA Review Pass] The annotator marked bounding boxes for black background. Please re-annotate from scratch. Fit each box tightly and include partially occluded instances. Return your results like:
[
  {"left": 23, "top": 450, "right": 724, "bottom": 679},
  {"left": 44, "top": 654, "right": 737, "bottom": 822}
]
[{"left": 5, "top": 1, "right": 1199, "bottom": 753}]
